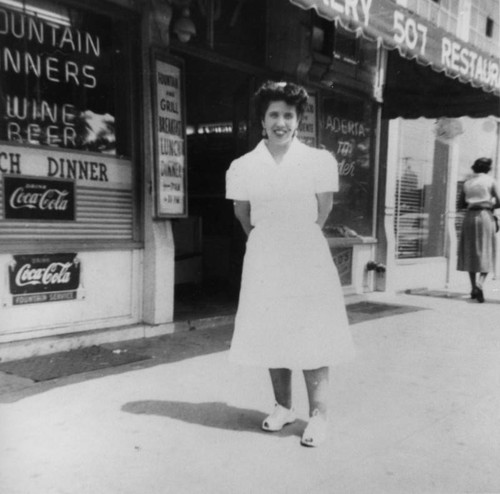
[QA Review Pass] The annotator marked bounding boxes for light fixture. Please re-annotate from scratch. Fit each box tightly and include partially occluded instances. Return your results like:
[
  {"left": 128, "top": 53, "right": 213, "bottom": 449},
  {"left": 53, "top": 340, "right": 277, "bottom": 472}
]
[{"left": 173, "top": 7, "right": 196, "bottom": 43}]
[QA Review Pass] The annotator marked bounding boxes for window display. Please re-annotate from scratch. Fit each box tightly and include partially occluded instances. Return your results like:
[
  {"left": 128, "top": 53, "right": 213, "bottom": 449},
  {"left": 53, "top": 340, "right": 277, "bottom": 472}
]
[
  {"left": 0, "top": 0, "right": 138, "bottom": 246},
  {"left": 319, "top": 94, "right": 375, "bottom": 238},
  {"left": 0, "top": 0, "right": 133, "bottom": 157}
]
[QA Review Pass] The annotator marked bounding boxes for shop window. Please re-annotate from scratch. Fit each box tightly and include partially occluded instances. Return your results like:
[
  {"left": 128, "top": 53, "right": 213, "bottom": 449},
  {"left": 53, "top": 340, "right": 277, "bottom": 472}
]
[
  {"left": 187, "top": 0, "right": 266, "bottom": 65},
  {"left": 393, "top": 119, "right": 447, "bottom": 259},
  {"left": 486, "top": 16, "right": 494, "bottom": 37},
  {"left": 311, "top": 14, "right": 334, "bottom": 58},
  {"left": 319, "top": 94, "right": 375, "bottom": 238},
  {"left": 333, "top": 28, "right": 359, "bottom": 65},
  {"left": 0, "top": 0, "right": 139, "bottom": 247}
]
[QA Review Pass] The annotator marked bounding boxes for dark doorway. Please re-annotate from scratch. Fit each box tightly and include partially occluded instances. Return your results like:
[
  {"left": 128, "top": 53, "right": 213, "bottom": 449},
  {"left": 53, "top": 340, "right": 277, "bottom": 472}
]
[{"left": 172, "top": 55, "right": 254, "bottom": 320}]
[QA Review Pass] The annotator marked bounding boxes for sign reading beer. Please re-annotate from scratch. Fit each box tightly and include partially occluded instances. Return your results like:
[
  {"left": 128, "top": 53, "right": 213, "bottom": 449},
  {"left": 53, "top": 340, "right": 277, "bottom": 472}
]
[
  {"left": 4, "top": 175, "right": 75, "bottom": 220},
  {"left": 151, "top": 51, "right": 187, "bottom": 218},
  {"left": 8, "top": 253, "right": 81, "bottom": 305}
]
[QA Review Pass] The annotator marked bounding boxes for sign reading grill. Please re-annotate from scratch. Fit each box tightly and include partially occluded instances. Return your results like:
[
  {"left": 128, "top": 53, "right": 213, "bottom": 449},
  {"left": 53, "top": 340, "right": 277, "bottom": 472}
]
[
  {"left": 8, "top": 253, "right": 81, "bottom": 305},
  {"left": 4, "top": 176, "right": 75, "bottom": 221}
]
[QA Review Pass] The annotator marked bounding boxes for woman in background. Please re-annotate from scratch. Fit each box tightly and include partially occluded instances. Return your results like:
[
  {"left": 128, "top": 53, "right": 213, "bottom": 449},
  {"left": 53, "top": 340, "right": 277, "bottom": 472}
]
[
  {"left": 457, "top": 157, "right": 499, "bottom": 303},
  {"left": 226, "top": 81, "right": 355, "bottom": 447}
]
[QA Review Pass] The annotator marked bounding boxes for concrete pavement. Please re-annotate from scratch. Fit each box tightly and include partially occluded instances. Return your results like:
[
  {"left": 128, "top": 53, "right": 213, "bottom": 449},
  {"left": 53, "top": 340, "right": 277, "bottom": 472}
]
[{"left": 1, "top": 281, "right": 500, "bottom": 494}]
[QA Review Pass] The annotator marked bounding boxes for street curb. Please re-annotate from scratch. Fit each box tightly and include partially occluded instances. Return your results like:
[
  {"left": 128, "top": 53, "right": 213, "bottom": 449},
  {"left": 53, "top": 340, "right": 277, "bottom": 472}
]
[
  {"left": 0, "top": 293, "right": 390, "bottom": 363},
  {"left": 0, "top": 315, "right": 236, "bottom": 363}
]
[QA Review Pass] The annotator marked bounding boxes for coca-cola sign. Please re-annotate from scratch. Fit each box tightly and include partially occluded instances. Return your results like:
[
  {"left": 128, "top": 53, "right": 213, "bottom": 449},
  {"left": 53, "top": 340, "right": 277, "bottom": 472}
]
[
  {"left": 9, "top": 253, "right": 80, "bottom": 305},
  {"left": 4, "top": 176, "right": 75, "bottom": 221}
]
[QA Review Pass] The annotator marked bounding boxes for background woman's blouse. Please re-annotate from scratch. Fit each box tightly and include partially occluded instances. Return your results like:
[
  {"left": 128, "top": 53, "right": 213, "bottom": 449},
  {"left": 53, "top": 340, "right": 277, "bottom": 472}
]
[
  {"left": 463, "top": 174, "right": 498, "bottom": 208},
  {"left": 226, "top": 139, "right": 338, "bottom": 228}
]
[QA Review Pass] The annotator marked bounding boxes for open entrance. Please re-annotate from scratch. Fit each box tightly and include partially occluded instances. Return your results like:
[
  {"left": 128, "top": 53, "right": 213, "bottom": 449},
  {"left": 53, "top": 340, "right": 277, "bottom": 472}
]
[{"left": 173, "top": 54, "right": 256, "bottom": 319}]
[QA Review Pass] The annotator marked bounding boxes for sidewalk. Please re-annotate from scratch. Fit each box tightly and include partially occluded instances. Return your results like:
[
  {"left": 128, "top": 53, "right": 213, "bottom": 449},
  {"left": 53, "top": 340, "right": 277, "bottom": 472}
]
[{"left": 1, "top": 282, "right": 500, "bottom": 493}]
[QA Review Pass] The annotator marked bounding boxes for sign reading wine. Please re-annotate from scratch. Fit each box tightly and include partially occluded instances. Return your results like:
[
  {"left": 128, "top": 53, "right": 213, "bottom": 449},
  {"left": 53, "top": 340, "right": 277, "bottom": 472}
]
[
  {"left": 4, "top": 176, "right": 75, "bottom": 220},
  {"left": 8, "top": 253, "right": 81, "bottom": 305}
]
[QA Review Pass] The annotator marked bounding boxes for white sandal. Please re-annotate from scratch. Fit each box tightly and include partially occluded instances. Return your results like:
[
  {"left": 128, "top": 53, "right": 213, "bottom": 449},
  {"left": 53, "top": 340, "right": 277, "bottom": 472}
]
[
  {"left": 301, "top": 410, "right": 328, "bottom": 447},
  {"left": 262, "top": 404, "right": 296, "bottom": 432}
]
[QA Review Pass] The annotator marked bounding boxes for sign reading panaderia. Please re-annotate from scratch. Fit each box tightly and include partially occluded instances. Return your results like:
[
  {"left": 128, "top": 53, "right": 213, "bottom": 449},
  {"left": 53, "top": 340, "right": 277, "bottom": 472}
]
[
  {"left": 8, "top": 253, "right": 81, "bottom": 305},
  {"left": 152, "top": 51, "right": 187, "bottom": 217},
  {"left": 4, "top": 175, "right": 75, "bottom": 220},
  {"left": 290, "top": 0, "right": 500, "bottom": 95},
  {"left": 0, "top": 3, "right": 119, "bottom": 153}
]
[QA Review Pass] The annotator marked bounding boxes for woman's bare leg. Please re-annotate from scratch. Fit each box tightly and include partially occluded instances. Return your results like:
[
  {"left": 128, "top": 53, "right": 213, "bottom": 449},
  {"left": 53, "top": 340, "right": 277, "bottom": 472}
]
[
  {"left": 269, "top": 368, "right": 292, "bottom": 409},
  {"left": 468, "top": 272, "right": 476, "bottom": 291},
  {"left": 478, "top": 272, "right": 488, "bottom": 288},
  {"left": 303, "top": 366, "right": 329, "bottom": 417}
]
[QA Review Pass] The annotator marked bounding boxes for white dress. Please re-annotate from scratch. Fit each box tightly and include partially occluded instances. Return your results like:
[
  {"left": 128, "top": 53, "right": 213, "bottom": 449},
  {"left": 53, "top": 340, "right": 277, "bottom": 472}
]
[{"left": 226, "top": 139, "right": 355, "bottom": 369}]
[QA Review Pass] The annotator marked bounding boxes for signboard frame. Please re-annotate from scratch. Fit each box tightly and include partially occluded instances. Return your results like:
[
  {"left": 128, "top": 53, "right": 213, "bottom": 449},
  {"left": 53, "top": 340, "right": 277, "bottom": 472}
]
[{"left": 151, "top": 48, "right": 188, "bottom": 219}]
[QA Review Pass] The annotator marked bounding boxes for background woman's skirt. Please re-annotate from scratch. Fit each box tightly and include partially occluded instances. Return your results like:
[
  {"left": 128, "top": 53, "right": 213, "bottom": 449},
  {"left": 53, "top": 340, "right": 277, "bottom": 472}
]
[{"left": 457, "top": 209, "right": 496, "bottom": 272}]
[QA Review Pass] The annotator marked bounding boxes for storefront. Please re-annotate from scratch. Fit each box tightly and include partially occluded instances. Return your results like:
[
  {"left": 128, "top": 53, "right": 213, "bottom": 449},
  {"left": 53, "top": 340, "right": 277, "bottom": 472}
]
[
  {"left": 291, "top": 0, "right": 500, "bottom": 293},
  {"left": 171, "top": 0, "right": 383, "bottom": 302},
  {"left": 0, "top": 0, "right": 148, "bottom": 351},
  {"left": 1, "top": 0, "right": 499, "bottom": 357}
]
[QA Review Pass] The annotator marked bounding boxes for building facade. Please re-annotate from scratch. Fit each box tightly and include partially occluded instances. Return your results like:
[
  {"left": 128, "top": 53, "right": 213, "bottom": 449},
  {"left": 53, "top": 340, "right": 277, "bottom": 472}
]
[{"left": 0, "top": 0, "right": 499, "bottom": 358}]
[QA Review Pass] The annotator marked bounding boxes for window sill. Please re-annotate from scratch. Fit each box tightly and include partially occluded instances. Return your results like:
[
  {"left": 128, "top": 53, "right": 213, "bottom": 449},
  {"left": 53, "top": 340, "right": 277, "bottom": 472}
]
[{"left": 326, "top": 236, "right": 377, "bottom": 247}]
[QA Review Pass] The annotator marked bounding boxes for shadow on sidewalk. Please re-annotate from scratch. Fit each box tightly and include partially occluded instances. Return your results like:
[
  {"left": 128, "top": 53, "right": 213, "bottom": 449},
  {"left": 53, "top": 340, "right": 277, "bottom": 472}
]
[{"left": 122, "top": 400, "right": 306, "bottom": 437}]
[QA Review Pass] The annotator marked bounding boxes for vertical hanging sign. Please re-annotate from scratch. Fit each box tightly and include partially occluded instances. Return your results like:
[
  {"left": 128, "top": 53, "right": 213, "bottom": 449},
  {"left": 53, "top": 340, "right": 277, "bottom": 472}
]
[
  {"left": 151, "top": 51, "right": 187, "bottom": 218},
  {"left": 298, "top": 94, "right": 317, "bottom": 147}
]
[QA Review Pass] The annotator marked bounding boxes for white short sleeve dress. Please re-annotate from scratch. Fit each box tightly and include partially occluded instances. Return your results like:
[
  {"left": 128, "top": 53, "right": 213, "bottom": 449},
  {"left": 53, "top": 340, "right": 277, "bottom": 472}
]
[{"left": 226, "top": 139, "right": 355, "bottom": 370}]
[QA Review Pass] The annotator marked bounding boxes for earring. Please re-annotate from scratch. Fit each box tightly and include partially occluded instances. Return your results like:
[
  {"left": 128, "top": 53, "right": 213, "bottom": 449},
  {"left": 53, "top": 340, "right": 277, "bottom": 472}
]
[{"left": 262, "top": 128, "right": 268, "bottom": 138}]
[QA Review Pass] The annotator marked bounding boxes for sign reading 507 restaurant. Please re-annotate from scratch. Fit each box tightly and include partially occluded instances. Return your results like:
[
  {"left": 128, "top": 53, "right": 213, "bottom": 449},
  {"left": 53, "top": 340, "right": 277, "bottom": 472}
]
[{"left": 290, "top": 0, "right": 500, "bottom": 95}]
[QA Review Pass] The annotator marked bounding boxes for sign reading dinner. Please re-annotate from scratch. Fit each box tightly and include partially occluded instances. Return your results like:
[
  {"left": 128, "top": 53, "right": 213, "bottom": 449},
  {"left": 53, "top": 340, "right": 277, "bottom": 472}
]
[
  {"left": 0, "top": 4, "right": 118, "bottom": 153},
  {"left": 155, "top": 60, "right": 185, "bottom": 215}
]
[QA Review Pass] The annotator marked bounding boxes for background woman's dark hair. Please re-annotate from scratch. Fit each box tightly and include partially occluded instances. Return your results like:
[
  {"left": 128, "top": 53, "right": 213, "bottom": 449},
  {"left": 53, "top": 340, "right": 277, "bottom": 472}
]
[
  {"left": 471, "top": 157, "right": 493, "bottom": 173},
  {"left": 253, "top": 81, "right": 309, "bottom": 121}
]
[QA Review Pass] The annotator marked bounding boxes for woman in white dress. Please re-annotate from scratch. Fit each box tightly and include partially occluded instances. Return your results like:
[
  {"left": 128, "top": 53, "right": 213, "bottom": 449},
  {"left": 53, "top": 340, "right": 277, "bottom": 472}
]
[{"left": 226, "top": 81, "right": 355, "bottom": 447}]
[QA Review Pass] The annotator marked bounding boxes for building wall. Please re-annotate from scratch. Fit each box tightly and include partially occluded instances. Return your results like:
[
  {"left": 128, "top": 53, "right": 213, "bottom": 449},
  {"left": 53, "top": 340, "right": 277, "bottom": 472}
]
[{"left": 0, "top": 0, "right": 179, "bottom": 355}]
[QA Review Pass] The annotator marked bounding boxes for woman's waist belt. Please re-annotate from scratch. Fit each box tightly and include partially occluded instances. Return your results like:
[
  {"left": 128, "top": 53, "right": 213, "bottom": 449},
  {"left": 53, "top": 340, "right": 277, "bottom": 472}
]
[{"left": 468, "top": 205, "right": 493, "bottom": 211}]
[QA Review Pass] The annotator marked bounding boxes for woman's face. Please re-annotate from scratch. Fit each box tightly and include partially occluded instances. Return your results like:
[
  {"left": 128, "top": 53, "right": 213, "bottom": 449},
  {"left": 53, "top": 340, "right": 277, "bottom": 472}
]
[{"left": 262, "top": 100, "right": 300, "bottom": 146}]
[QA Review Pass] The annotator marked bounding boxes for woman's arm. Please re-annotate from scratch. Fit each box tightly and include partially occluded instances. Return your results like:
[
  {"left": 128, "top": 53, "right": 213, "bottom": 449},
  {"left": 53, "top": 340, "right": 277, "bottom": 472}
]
[
  {"left": 316, "top": 192, "right": 333, "bottom": 229},
  {"left": 233, "top": 200, "right": 253, "bottom": 236},
  {"left": 491, "top": 181, "right": 500, "bottom": 209}
]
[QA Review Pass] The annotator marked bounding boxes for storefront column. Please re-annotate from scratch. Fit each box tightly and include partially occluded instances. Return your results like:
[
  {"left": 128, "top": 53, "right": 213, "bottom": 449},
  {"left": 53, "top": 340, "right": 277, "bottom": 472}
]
[
  {"left": 141, "top": 3, "right": 175, "bottom": 325},
  {"left": 379, "top": 119, "right": 400, "bottom": 293},
  {"left": 445, "top": 136, "right": 460, "bottom": 287},
  {"left": 496, "top": 120, "right": 500, "bottom": 278},
  {"left": 143, "top": 220, "right": 175, "bottom": 324}
]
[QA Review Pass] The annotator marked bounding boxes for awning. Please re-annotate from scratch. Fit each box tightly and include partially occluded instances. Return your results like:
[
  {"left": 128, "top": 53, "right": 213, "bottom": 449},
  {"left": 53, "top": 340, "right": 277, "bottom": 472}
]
[
  {"left": 290, "top": 0, "right": 500, "bottom": 97},
  {"left": 383, "top": 50, "right": 500, "bottom": 119}
]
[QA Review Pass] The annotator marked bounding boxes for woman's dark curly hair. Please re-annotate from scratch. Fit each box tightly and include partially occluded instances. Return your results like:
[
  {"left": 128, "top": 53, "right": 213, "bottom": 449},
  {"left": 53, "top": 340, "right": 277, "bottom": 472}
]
[
  {"left": 471, "top": 157, "right": 493, "bottom": 173},
  {"left": 253, "top": 81, "right": 309, "bottom": 121}
]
